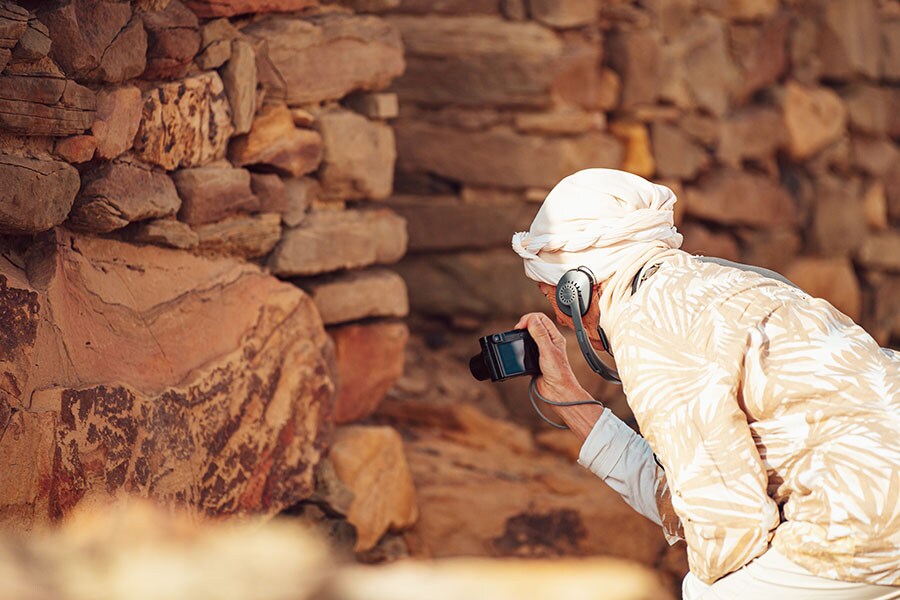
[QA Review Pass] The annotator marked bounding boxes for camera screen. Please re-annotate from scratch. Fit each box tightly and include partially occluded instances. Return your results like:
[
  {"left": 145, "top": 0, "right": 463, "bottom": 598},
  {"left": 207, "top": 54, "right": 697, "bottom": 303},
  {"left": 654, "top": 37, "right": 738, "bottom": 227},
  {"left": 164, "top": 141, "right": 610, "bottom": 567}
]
[{"left": 496, "top": 339, "right": 527, "bottom": 376}]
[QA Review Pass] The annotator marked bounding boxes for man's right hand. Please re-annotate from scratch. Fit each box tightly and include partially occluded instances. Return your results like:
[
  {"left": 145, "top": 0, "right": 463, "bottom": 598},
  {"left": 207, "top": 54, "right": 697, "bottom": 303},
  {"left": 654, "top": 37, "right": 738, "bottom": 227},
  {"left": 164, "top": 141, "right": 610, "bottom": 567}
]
[{"left": 514, "top": 312, "right": 591, "bottom": 405}]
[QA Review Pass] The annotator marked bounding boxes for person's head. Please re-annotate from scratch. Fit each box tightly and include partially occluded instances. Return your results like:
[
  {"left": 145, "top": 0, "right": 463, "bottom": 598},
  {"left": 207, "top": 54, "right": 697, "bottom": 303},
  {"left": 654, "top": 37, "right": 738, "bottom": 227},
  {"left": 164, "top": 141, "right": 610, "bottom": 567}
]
[{"left": 512, "top": 169, "right": 682, "bottom": 337}]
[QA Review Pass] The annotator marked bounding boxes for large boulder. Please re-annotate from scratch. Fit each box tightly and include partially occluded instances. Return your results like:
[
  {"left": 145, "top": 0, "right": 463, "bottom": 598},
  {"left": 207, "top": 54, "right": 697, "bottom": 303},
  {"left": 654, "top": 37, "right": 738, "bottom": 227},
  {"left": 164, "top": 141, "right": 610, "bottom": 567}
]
[
  {"left": 0, "top": 229, "right": 335, "bottom": 531},
  {"left": 0, "top": 155, "right": 79, "bottom": 234}
]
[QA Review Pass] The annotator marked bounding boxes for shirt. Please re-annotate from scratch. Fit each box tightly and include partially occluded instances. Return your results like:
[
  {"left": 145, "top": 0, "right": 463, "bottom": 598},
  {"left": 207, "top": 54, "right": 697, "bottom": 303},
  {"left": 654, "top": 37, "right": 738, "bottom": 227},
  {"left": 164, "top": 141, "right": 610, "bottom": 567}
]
[{"left": 583, "top": 251, "right": 900, "bottom": 585}]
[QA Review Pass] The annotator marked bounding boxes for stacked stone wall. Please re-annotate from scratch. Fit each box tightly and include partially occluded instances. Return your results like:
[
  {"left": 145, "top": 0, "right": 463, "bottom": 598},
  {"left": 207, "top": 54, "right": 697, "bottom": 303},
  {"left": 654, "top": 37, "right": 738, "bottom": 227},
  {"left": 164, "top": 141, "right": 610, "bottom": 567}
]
[
  {"left": 0, "top": 0, "right": 410, "bottom": 528},
  {"left": 347, "top": 0, "right": 900, "bottom": 350}
]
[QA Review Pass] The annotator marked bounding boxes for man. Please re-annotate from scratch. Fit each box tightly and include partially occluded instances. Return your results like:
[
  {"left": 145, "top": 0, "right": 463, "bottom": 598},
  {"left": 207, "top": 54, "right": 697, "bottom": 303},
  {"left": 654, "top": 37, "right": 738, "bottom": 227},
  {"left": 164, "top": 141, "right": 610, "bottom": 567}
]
[{"left": 512, "top": 168, "right": 900, "bottom": 599}]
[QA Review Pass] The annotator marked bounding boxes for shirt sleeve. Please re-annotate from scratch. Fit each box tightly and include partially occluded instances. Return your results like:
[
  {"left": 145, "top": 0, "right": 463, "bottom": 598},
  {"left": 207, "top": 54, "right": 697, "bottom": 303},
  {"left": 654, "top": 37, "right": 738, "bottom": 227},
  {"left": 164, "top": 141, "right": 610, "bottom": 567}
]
[
  {"left": 620, "top": 333, "right": 781, "bottom": 584},
  {"left": 578, "top": 409, "right": 683, "bottom": 543}
]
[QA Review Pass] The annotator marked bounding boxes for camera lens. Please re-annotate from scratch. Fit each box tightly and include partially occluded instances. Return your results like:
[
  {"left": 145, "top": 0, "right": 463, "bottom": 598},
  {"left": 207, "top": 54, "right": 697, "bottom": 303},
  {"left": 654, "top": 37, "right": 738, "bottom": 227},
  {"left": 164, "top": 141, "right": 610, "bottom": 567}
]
[{"left": 469, "top": 353, "right": 491, "bottom": 381}]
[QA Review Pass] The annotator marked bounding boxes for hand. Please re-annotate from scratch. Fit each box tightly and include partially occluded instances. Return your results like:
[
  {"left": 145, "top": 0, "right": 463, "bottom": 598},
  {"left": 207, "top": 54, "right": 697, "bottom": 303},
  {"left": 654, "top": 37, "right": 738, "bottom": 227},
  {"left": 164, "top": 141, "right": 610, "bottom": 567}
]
[{"left": 514, "top": 312, "right": 590, "bottom": 404}]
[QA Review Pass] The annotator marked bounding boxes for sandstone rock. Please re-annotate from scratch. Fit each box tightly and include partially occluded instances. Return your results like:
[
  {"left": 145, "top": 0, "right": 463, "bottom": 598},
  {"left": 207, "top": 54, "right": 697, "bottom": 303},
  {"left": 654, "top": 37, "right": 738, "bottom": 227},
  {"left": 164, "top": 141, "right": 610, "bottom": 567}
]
[
  {"left": 395, "top": 120, "right": 622, "bottom": 189},
  {"left": 513, "top": 110, "right": 606, "bottom": 136},
  {"left": 134, "top": 72, "right": 235, "bottom": 170},
  {"left": 221, "top": 40, "right": 257, "bottom": 135},
  {"left": 685, "top": 169, "right": 797, "bottom": 227},
  {"left": 529, "top": 0, "right": 597, "bottom": 28},
  {"left": 229, "top": 105, "right": 323, "bottom": 177},
  {"left": 609, "top": 121, "right": 654, "bottom": 178},
  {"left": 333, "top": 556, "right": 674, "bottom": 600},
  {"left": 194, "top": 213, "right": 282, "bottom": 258},
  {"left": 841, "top": 84, "right": 890, "bottom": 136},
  {"left": 783, "top": 257, "right": 861, "bottom": 320},
  {"left": 41, "top": 1, "right": 147, "bottom": 83},
  {"left": 723, "top": 0, "right": 779, "bottom": 20},
  {"left": 251, "top": 172, "right": 288, "bottom": 215},
  {"left": 858, "top": 233, "right": 900, "bottom": 272},
  {"left": 185, "top": 0, "right": 317, "bottom": 17},
  {"left": 817, "top": 0, "right": 879, "bottom": 80},
  {"left": 717, "top": 107, "right": 785, "bottom": 169},
  {"left": 129, "top": 217, "right": 200, "bottom": 249},
  {"left": 736, "top": 228, "right": 802, "bottom": 274},
  {"left": 0, "top": 48, "right": 9, "bottom": 72},
  {"left": 54, "top": 134, "right": 97, "bottom": 164},
  {"left": 596, "top": 68, "right": 621, "bottom": 112},
  {"left": 606, "top": 29, "right": 661, "bottom": 110},
  {"left": 651, "top": 122, "right": 709, "bottom": 180},
  {"left": 781, "top": 81, "right": 847, "bottom": 161},
  {"left": 869, "top": 275, "right": 900, "bottom": 343},
  {"left": 731, "top": 15, "right": 790, "bottom": 105},
  {"left": 68, "top": 162, "right": 181, "bottom": 233},
  {"left": 269, "top": 209, "right": 407, "bottom": 277},
  {"left": 389, "top": 16, "right": 597, "bottom": 109},
  {"left": 681, "top": 15, "right": 739, "bottom": 116},
  {"left": 92, "top": 85, "right": 144, "bottom": 160},
  {"left": 329, "top": 425, "right": 417, "bottom": 552},
  {"left": 808, "top": 177, "right": 867, "bottom": 257},
  {"left": 852, "top": 136, "right": 900, "bottom": 177},
  {"left": 140, "top": 0, "right": 201, "bottom": 80},
  {"left": 0, "top": 229, "right": 334, "bottom": 529},
  {"left": 196, "top": 18, "right": 238, "bottom": 69},
  {"left": 883, "top": 19, "right": 900, "bottom": 81},
  {"left": 283, "top": 177, "right": 320, "bottom": 227},
  {"left": 331, "top": 323, "right": 409, "bottom": 424},
  {"left": 863, "top": 182, "right": 888, "bottom": 232},
  {"left": 388, "top": 194, "right": 537, "bottom": 252},
  {"left": 0, "top": 73, "right": 96, "bottom": 136},
  {"left": 174, "top": 166, "right": 258, "bottom": 225},
  {"left": 0, "top": 155, "right": 79, "bottom": 234},
  {"left": 244, "top": 13, "right": 404, "bottom": 106},
  {"left": 0, "top": 2, "right": 28, "bottom": 55},
  {"left": 679, "top": 222, "right": 740, "bottom": 262},
  {"left": 299, "top": 268, "right": 409, "bottom": 325},
  {"left": 10, "top": 16, "right": 50, "bottom": 63},
  {"left": 887, "top": 158, "right": 900, "bottom": 224},
  {"left": 395, "top": 249, "right": 548, "bottom": 319},
  {"left": 316, "top": 109, "right": 396, "bottom": 201},
  {"left": 344, "top": 92, "right": 400, "bottom": 120},
  {"left": 376, "top": 399, "right": 679, "bottom": 575}
]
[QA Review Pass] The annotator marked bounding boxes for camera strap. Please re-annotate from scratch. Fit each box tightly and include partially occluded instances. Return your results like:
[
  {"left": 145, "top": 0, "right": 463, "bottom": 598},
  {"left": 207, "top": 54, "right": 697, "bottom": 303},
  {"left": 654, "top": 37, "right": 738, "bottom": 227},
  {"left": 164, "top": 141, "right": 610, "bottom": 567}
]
[{"left": 528, "top": 378, "right": 604, "bottom": 429}]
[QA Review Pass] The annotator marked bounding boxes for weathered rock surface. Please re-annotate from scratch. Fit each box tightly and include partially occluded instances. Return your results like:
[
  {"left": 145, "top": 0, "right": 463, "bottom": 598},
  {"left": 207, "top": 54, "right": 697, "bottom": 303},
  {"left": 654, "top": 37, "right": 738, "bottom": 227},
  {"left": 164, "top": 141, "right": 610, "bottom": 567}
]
[
  {"left": 0, "top": 2, "right": 29, "bottom": 61},
  {"left": 0, "top": 229, "right": 335, "bottom": 530},
  {"left": 269, "top": 209, "right": 407, "bottom": 277},
  {"left": 229, "top": 105, "right": 323, "bottom": 177},
  {"left": 193, "top": 213, "right": 283, "bottom": 258},
  {"left": 731, "top": 14, "right": 790, "bottom": 104},
  {"left": 607, "top": 29, "right": 661, "bottom": 110},
  {"left": 678, "top": 222, "right": 741, "bottom": 262},
  {"left": 174, "top": 165, "right": 258, "bottom": 225},
  {"left": 815, "top": 0, "right": 879, "bottom": 81},
  {"left": 316, "top": 109, "right": 396, "bottom": 201},
  {"left": 54, "top": 134, "right": 98, "bottom": 164},
  {"left": 140, "top": 0, "right": 201, "bottom": 80},
  {"left": 0, "top": 73, "right": 96, "bottom": 136},
  {"left": 196, "top": 17, "right": 239, "bottom": 69},
  {"left": 68, "top": 162, "right": 180, "bottom": 233},
  {"left": 808, "top": 177, "right": 867, "bottom": 257},
  {"left": 685, "top": 170, "right": 797, "bottom": 227},
  {"left": 134, "top": 72, "right": 235, "bottom": 170},
  {"left": 221, "top": 39, "right": 257, "bottom": 135},
  {"left": 299, "top": 268, "right": 409, "bottom": 326},
  {"left": 344, "top": 92, "right": 399, "bottom": 120},
  {"left": 390, "top": 16, "right": 597, "bottom": 108},
  {"left": 282, "top": 177, "right": 320, "bottom": 227},
  {"left": 129, "top": 217, "right": 200, "bottom": 249},
  {"left": 244, "top": 13, "right": 404, "bottom": 106},
  {"left": 0, "top": 155, "right": 79, "bottom": 234},
  {"left": 717, "top": 107, "right": 785, "bottom": 169},
  {"left": 609, "top": 121, "right": 654, "bottom": 178},
  {"left": 251, "top": 173, "right": 288, "bottom": 215},
  {"left": 388, "top": 194, "right": 537, "bottom": 252},
  {"left": 395, "top": 120, "right": 622, "bottom": 189},
  {"left": 782, "top": 81, "right": 847, "bottom": 160},
  {"left": 185, "top": 0, "right": 317, "bottom": 17},
  {"left": 858, "top": 233, "right": 900, "bottom": 272},
  {"left": 9, "top": 14, "right": 50, "bottom": 63},
  {"left": 329, "top": 424, "right": 417, "bottom": 552},
  {"left": 529, "top": 0, "right": 597, "bottom": 28},
  {"left": 41, "top": 0, "right": 147, "bottom": 83},
  {"left": 651, "top": 122, "right": 709, "bottom": 180},
  {"left": 92, "top": 85, "right": 144, "bottom": 160}
]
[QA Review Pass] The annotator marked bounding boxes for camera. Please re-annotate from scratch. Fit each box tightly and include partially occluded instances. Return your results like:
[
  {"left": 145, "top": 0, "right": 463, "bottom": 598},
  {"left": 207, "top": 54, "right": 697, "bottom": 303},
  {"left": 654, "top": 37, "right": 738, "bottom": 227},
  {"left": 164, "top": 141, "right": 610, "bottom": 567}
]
[{"left": 469, "top": 329, "right": 541, "bottom": 382}]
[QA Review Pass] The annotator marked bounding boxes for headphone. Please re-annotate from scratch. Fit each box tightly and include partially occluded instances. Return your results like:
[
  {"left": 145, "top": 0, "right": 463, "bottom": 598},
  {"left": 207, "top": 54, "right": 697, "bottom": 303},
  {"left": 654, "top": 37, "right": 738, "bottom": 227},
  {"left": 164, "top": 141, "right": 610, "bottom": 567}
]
[{"left": 555, "top": 266, "right": 621, "bottom": 384}]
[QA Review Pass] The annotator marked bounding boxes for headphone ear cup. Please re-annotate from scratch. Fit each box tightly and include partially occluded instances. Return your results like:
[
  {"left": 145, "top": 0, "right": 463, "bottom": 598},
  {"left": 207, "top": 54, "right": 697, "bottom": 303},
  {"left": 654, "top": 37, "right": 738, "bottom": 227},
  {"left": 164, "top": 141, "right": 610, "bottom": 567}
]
[{"left": 556, "top": 267, "right": 594, "bottom": 317}]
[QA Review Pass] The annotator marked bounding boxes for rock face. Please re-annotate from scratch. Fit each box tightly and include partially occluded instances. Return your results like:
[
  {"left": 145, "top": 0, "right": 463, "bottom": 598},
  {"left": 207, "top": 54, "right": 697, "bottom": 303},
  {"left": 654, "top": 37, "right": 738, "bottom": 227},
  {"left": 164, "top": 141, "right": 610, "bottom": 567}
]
[
  {"left": 0, "top": 230, "right": 335, "bottom": 530},
  {"left": 229, "top": 105, "right": 323, "bottom": 177},
  {"left": 173, "top": 165, "right": 258, "bottom": 225},
  {"left": 185, "top": 0, "right": 317, "bottom": 17},
  {"left": 134, "top": 72, "right": 235, "bottom": 170},
  {"left": 244, "top": 13, "right": 405, "bottom": 106},
  {"left": 316, "top": 109, "right": 396, "bottom": 201},
  {"left": 0, "top": 155, "right": 80, "bottom": 234},
  {"left": 140, "top": 0, "right": 201, "bottom": 80},
  {"left": 91, "top": 85, "right": 145, "bottom": 160},
  {"left": 0, "top": 73, "right": 96, "bottom": 136},
  {"left": 68, "top": 162, "right": 181, "bottom": 233}
]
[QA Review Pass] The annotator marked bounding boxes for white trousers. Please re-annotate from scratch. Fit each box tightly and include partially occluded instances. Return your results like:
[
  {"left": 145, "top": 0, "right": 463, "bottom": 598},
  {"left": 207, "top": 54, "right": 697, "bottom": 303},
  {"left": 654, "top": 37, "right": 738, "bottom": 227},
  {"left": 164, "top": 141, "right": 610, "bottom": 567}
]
[{"left": 682, "top": 547, "right": 900, "bottom": 600}]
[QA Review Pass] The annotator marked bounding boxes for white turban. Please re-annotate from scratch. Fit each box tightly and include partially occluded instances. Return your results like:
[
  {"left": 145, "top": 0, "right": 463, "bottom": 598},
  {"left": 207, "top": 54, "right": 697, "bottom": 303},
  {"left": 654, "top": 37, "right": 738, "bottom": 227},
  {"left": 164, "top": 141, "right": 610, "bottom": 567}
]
[{"left": 512, "top": 169, "right": 683, "bottom": 286}]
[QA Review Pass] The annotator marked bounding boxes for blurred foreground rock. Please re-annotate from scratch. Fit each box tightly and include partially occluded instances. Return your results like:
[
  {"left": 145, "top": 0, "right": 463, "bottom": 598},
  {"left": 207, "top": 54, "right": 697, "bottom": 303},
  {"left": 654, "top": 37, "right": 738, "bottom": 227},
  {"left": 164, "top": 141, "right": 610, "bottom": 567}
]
[
  {"left": 0, "top": 230, "right": 335, "bottom": 529},
  {"left": 0, "top": 502, "right": 673, "bottom": 600}
]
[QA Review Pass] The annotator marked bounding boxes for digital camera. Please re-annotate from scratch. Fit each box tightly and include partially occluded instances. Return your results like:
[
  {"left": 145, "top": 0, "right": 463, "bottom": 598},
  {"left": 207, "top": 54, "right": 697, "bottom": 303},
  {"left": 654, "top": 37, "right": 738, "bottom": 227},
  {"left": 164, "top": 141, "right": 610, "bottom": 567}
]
[{"left": 469, "top": 328, "right": 541, "bottom": 382}]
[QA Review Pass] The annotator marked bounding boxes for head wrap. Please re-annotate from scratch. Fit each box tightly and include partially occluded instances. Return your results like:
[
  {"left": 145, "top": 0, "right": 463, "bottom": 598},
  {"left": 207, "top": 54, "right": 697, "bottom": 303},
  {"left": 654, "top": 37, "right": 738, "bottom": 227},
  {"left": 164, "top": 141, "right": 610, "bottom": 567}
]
[{"left": 511, "top": 169, "right": 683, "bottom": 286}]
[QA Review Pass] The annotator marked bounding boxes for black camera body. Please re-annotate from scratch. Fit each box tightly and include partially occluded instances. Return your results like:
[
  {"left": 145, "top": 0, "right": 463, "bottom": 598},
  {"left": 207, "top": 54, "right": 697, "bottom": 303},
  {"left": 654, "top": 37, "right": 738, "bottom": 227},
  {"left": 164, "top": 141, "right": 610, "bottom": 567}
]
[{"left": 469, "top": 328, "right": 541, "bottom": 382}]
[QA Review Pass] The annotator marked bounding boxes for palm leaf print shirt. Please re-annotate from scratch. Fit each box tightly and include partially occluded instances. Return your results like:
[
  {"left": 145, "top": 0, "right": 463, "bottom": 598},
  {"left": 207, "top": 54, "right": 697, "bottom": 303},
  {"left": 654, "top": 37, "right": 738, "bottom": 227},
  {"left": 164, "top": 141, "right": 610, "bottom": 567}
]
[{"left": 586, "top": 251, "right": 900, "bottom": 585}]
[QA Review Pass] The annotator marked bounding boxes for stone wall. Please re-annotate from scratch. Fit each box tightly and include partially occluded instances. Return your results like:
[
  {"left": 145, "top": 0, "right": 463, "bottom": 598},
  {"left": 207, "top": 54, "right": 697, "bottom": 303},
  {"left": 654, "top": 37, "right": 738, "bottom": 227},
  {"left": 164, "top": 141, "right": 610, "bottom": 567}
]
[
  {"left": 0, "top": 0, "right": 410, "bottom": 528},
  {"left": 351, "top": 0, "right": 899, "bottom": 349}
]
